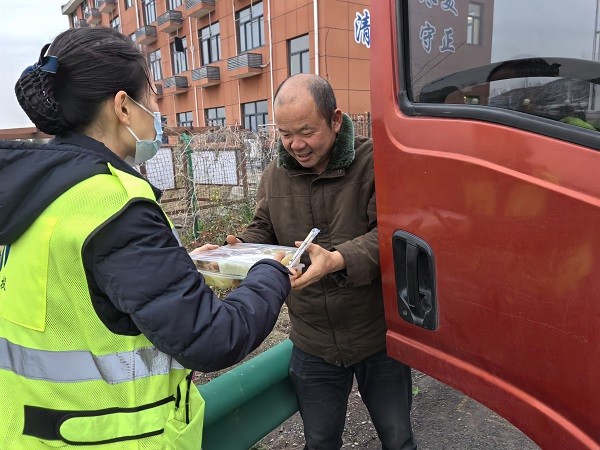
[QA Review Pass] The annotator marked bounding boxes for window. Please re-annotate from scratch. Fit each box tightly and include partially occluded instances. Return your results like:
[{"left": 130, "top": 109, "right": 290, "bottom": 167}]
[
  {"left": 125, "top": 0, "right": 133, "bottom": 9},
  {"left": 205, "top": 107, "right": 226, "bottom": 127},
  {"left": 288, "top": 34, "right": 310, "bottom": 76},
  {"left": 148, "top": 49, "right": 162, "bottom": 81},
  {"left": 467, "top": 3, "right": 482, "bottom": 45},
  {"left": 161, "top": 116, "right": 168, "bottom": 143},
  {"left": 168, "top": 0, "right": 183, "bottom": 8},
  {"left": 177, "top": 111, "right": 194, "bottom": 127},
  {"left": 82, "top": 0, "right": 90, "bottom": 15},
  {"left": 199, "top": 23, "right": 221, "bottom": 65},
  {"left": 171, "top": 37, "right": 188, "bottom": 74},
  {"left": 144, "top": 0, "right": 157, "bottom": 25},
  {"left": 110, "top": 15, "right": 121, "bottom": 31},
  {"left": 243, "top": 100, "right": 268, "bottom": 132},
  {"left": 405, "top": 0, "right": 600, "bottom": 133},
  {"left": 237, "top": 2, "right": 264, "bottom": 52}
]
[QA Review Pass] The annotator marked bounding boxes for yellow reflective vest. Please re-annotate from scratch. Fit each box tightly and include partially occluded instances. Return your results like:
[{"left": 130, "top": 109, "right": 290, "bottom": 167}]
[{"left": 0, "top": 164, "right": 204, "bottom": 449}]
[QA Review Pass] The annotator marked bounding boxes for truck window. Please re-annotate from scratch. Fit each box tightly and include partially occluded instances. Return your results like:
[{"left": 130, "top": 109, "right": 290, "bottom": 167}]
[{"left": 402, "top": 0, "right": 600, "bottom": 146}]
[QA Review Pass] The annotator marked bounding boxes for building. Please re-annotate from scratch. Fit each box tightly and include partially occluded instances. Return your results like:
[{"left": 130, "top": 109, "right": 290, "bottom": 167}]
[{"left": 60, "top": 0, "right": 372, "bottom": 132}]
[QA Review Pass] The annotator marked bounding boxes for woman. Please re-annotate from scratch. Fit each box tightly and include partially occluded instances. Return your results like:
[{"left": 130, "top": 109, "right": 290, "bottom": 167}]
[{"left": 0, "top": 27, "right": 293, "bottom": 449}]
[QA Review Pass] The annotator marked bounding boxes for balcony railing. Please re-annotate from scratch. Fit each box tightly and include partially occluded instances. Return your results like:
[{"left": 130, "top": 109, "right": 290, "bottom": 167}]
[
  {"left": 157, "top": 10, "right": 183, "bottom": 33},
  {"left": 84, "top": 8, "right": 101, "bottom": 25},
  {"left": 192, "top": 66, "right": 220, "bottom": 87},
  {"left": 163, "top": 75, "right": 189, "bottom": 93},
  {"left": 155, "top": 83, "right": 163, "bottom": 97},
  {"left": 134, "top": 25, "right": 157, "bottom": 45},
  {"left": 227, "top": 53, "right": 263, "bottom": 79},
  {"left": 98, "top": 0, "right": 117, "bottom": 14},
  {"left": 185, "top": 0, "right": 215, "bottom": 18}
]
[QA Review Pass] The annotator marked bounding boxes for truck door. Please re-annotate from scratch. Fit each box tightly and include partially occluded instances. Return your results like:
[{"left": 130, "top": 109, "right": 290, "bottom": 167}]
[{"left": 371, "top": 1, "right": 600, "bottom": 448}]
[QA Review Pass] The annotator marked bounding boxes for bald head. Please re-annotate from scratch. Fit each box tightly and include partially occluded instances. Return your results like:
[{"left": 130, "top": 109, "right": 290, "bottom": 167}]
[{"left": 274, "top": 74, "right": 337, "bottom": 126}]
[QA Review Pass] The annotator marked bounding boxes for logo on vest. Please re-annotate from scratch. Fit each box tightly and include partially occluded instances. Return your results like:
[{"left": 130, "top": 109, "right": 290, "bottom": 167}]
[{"left": 0, "top": 245, "right": 10, "bottom": 291}]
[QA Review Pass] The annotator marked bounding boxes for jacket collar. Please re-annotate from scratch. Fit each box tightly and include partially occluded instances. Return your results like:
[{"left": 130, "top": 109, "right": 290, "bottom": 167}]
[
  {"left": 276, "top": 113, "right": 355, "bottom": 172},
  {"left": 52, "top": 133, "right": 163, "bottom": 200}
]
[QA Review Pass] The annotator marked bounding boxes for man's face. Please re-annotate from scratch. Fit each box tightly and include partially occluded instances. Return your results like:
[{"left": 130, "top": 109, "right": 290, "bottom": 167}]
[{"left": 275, "top": 94, "right": 342, "bottom": 174}]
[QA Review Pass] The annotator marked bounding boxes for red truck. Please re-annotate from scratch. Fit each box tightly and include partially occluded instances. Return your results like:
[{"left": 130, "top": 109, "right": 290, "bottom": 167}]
[{"left": 372, "top": 1, "right": 600, "bottom": 448}]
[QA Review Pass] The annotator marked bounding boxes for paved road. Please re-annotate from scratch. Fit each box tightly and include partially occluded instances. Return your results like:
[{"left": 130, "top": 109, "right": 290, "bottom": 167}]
[{"left": 410, "top": 371, "right": 539, "bottom": 449}]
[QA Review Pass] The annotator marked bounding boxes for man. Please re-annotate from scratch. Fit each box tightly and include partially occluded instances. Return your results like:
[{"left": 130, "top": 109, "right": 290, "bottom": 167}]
[{"left": 228, "top": 74, "right": 416, "bottom": 449}]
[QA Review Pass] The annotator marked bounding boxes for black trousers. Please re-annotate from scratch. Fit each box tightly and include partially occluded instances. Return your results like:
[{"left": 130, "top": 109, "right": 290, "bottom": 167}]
[{"left": 289, "top": 346, "right": 417, "bottom": 450}]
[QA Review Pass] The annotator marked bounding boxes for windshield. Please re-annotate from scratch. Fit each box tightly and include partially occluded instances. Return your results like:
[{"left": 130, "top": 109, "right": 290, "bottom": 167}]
[{"left": 407, "top": 0, "right": 600, "bottom": 130}]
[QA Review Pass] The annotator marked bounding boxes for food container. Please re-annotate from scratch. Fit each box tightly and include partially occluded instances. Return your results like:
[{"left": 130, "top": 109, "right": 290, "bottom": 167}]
[{"left": 190, "top": 243, "right": 305, "bottom": 289}]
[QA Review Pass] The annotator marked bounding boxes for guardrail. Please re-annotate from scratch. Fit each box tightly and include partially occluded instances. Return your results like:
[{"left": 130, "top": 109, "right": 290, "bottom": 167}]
[{"left": 198, "top": 339, "right": 299, "bottom": 450}]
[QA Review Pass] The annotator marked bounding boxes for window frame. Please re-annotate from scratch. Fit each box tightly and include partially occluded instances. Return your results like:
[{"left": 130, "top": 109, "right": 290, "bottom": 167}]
[
  {"left": 395, "top": 0, "right": 600, "bottom": 151},
  {"left": 110, "top": 15, "right": 121, "bottom": 31},
  {"left": 177, "top": 111, "right": 194, "bottom": 128},
  {"left": 144, "top": 0, "right": 157, "bottom": 25},
  {"left": 288, "top": 34, "right": 310, "bottom": 76},
  {"left": 205, "top": 106, "right": 226, "bottom": 127},
  {"left": 199, "top": 22, "right": 222, "bottom": 66},
  {"left": 242, "top": 100, "right": 268, "bottom": 132},
  {"left": 466, "top": 2, "right": 483, "bottom": 46},
  {"left": 171, "top": 37, "right": 188, "bottom": 75},
  {"left": 125, "top": 0, "right": 133, "bottom": 9},
  {"left": 168, "top": 0, "right": 183, "bottom": 9},
  {"left": 148, "top": 49, "right": 163, "bottom": 81},
  {"left": 236, "top": 2, "right": 265, "bottom": 53}
]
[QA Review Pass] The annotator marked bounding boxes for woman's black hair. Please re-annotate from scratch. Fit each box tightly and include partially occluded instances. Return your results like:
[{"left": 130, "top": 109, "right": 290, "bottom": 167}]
[{"left": 15, "top": 27, "right": 152, "bottom": 136}]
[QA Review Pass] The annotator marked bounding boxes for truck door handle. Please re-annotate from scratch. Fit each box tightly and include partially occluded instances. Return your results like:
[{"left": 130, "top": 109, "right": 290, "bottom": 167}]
[{"left": 393, "top": 231, "right": 438, "bottom": 330}]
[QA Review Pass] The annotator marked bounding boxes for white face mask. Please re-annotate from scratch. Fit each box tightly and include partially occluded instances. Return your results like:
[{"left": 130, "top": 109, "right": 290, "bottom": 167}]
[{"left": 124, "top": 97, "right": 163, "bottom": 166}]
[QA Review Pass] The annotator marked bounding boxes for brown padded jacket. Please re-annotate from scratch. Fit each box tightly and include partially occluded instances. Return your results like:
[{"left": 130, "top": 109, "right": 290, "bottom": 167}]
[{"left": 238, "top": 114, "right": 386, "bottom": 366}]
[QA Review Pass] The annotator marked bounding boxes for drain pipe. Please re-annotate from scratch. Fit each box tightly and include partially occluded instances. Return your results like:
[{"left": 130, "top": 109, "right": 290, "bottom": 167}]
[
  {"left": 233, "top": 0, "right": 242, "bottom": 125},
  {"left": 133, "top": 0, "right": 140, "bottom": 29},
  {"left": 313, "top": 0, "right": 319, "bottom": 75},
  {"left": 267, "top": 0, "right": 275, "bottom": 114},
  {"left": 189, "top": 17, "right": 200, "bottom": 126}
]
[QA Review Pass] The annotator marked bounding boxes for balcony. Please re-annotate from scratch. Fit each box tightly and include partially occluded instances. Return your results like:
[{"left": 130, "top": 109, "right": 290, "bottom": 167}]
[
  {"left": 98, "top": 0, "right": 117, "bottom": 14},
  {"left": 163, "top": 75, "right": 189, "bottom": 94},
  {"left": 185, "top": 0, "right": 215, "bottom": 18},
  {"left": 157, "top": 10, "right": 183, "bottom": 34},
  {"left": 155, "top": 83, "right": 163, "bottom": 97},
  {"left": 192, "top": 66, "right": 220, "bottom": 87},
  {"left": 84, "top": 8, "right": 101, "bottom": 25},
  {"left": 227, "top": 53, "right": 263, "bottom": 79},
  {"left": 134, "top": 25, "right": 157, "bottom": 46}
]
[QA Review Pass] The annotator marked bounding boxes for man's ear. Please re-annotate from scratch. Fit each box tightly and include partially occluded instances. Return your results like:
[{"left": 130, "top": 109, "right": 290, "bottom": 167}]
[
  {"left": 113, "top": 91, "right": 131, "bottom": 126},
  {"left": 331, "top": 109, "right": 343, "bottom": 133}
]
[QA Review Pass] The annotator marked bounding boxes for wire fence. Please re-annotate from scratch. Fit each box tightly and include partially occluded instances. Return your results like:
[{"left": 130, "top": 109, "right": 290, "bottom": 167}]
[{"left": 141, "top": 113, "right": 371, "bottom": 247}]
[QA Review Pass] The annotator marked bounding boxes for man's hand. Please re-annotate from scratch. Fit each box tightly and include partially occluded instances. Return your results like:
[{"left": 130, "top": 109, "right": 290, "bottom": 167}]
[
  {"left": 225, "top": 235, "right": 242, "bottom": 245},
  {"left": 189, "top": 244, "right": 219, "bottom": 255},
  {"left": 291, "top": 243, "right": 345, "bottom": 289}
]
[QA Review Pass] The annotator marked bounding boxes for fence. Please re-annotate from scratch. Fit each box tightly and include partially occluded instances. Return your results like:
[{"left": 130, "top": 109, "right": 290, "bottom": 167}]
[{"left": 142, "top": 114, "right": 371, "bottom": 246}]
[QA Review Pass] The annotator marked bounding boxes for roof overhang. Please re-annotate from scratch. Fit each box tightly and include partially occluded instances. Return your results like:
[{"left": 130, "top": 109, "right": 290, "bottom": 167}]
[{"left": 61, "top": 0, "right": 84, "bottom": 15}]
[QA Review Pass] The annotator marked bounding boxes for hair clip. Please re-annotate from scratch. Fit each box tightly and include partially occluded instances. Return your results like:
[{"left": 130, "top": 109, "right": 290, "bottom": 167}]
[{"left": 21, "top": 43, "right": 59, "bottom": 77}]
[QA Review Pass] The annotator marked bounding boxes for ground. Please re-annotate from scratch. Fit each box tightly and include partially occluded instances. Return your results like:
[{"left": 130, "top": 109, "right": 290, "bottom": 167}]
[{"left": 194, "top": 305, "right": 539, "bottom": 450}]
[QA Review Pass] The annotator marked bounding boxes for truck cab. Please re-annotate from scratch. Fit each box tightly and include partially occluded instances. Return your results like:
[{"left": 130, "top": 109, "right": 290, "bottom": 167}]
[{"left": 371, "top": 1, "right": 600, "bottom": 448}]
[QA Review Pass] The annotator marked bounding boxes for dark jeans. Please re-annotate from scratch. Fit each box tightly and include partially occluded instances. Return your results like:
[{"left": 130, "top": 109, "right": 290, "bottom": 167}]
[{"left": 289, "top": 346, "right": 416, "bottom": 450}]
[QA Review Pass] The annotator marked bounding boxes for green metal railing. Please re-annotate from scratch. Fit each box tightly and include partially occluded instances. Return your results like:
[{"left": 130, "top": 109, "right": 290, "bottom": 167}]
[{"left": 198, "top": 339, "right": 299, "bottom": 450}]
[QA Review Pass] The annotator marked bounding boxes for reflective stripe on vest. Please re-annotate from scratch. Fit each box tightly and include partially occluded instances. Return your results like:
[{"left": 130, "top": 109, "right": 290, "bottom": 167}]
[{"left": 0, "top": 338, "right": 184, "bottom": 384}]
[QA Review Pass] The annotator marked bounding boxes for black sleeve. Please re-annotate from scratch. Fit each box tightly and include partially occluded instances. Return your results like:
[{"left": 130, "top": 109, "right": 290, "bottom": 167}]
[{"left": 85, "top": 200, "right": 291, "bottom": 372}]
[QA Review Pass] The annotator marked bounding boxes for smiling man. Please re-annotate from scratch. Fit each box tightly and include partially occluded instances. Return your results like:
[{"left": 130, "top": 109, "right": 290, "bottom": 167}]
[{"left": 228, "top": 74, "right": 417, "bottom": 450}]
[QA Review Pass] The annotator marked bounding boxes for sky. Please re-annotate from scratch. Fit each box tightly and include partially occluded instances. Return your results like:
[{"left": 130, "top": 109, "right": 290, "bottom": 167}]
[{"left": 0, "top": 1, "right": 69, "bottom": 129}]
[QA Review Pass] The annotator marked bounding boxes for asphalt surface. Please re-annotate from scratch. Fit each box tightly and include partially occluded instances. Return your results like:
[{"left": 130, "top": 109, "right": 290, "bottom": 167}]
[{"left": 409, "top": 371, "right": 540, "bottom": 449}]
